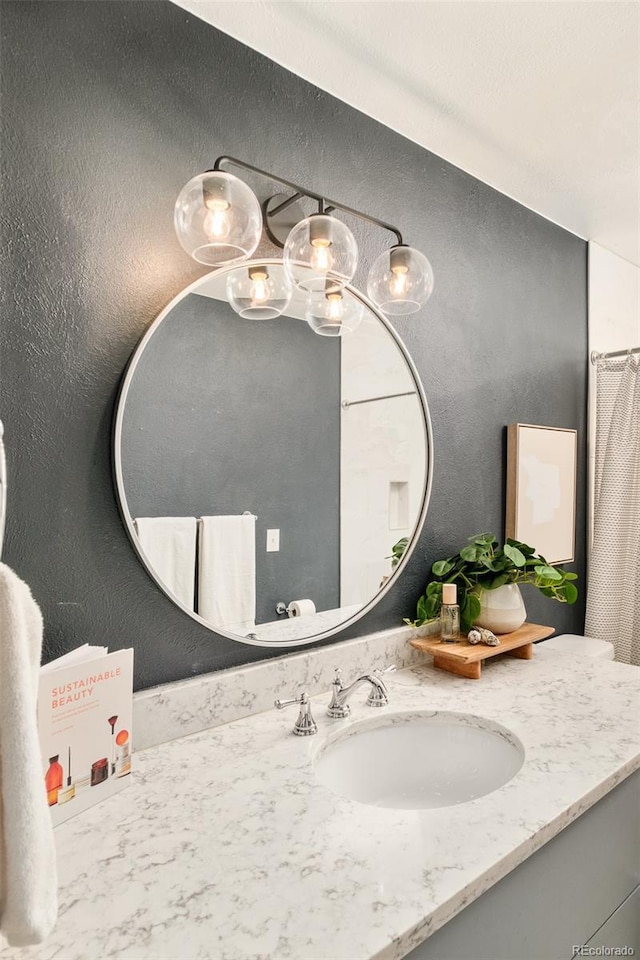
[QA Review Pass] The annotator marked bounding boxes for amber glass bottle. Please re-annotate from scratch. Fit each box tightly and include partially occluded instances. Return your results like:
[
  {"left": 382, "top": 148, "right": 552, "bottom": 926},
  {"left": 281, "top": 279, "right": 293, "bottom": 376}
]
[{"left": 45, "top": 755, "right": 64, "bottom": 805}]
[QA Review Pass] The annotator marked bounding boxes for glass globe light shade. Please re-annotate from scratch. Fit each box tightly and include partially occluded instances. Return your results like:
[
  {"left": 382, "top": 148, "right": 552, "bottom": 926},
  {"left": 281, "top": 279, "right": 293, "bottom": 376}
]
[
  {"left": 174, "top": 171, "right": 262, "bottom": 266},
  {"left": 367, "top": 245, "right": 434, "bottom": 316},
  {"left": 305, "top": 288, "right": 363, "bottom": 337},
  {"left": 226, "top": 264, "right": 292, "bottom": 320},
  {"left": 283, "top": 214, "right": 358, "bottom": 292}
]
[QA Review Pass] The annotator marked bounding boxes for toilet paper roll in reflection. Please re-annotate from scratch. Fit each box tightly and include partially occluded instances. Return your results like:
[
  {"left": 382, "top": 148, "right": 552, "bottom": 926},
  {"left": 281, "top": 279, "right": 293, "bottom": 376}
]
[{"left": 288, "top": 599, "right": 316, "bottom": 618}]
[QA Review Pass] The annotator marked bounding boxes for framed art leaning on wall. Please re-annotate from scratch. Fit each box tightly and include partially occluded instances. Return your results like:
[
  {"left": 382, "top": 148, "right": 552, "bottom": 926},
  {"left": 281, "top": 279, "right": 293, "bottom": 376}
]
[{"left": 506, "top": 423, "right": 577, "bottom": 565}]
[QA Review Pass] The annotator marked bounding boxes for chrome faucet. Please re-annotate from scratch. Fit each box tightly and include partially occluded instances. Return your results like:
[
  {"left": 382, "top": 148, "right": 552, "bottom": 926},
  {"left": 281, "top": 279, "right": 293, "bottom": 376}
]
[{"left": 327, "top": 667, "right": 390, "bottom": 718}]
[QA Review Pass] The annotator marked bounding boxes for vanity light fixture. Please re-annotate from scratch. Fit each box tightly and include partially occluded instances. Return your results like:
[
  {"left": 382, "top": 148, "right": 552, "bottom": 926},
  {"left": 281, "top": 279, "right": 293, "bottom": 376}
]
[
  {"left": 174, "top": 156, "right": 434, "bottom": 321},
  {"left": 367, "top": 244, "right": 434, "bottom": 316},
  {"left": 283, "top": 212, "right": 358, "bottom": 292},
  {"left": 226, "top": 264, "right": 293, "bottom": 320},
  {"left": 174, "top": 171, "right": 263, "bottom": 266},
  {"left": 305, "top": 286, "right": 363, "bottom": 338}
]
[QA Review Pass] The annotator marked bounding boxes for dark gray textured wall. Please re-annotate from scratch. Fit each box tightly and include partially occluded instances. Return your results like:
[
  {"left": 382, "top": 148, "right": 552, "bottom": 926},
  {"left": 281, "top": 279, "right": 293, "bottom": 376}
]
[
  {"left": 1, "top": 1, "right": 588, "bottom": 690},
  {"left": 120, "top": 292, "right": 341, "bottom": 623}
]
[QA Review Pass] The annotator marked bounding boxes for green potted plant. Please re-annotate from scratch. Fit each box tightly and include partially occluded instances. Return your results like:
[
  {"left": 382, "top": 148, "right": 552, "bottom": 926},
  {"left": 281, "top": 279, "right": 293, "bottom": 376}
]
[
  {"left": 379, "top": 537, "right": 410, "bottom": 590},
  {"left": 406, "top": 533, "right": 578, "bottom": 634},
  {"left": 387, "top": 537, "right": 409, "bottom": 570}
]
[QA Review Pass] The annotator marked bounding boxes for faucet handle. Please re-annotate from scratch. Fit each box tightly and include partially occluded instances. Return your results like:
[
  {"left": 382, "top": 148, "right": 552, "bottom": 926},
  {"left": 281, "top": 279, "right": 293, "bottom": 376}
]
[
  {"left": 372, "top": 664, "right": 396, "bottom": 688},
  {"left": 328, "top": 668, "right": 350, "bottom": 718},
  {"left": 366, "top": 666, "right": 394, "bottom": 707},
  {"left": 274, "top": 691, "right": 317, "bottom": 736},
  {"left": 375, "top": 664, "right": 397, "bottom": 678}
]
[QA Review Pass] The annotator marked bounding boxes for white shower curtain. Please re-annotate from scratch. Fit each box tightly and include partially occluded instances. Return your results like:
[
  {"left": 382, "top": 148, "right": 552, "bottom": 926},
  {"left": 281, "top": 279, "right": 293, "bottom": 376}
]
[{"left": 585, "top": 355, "right": 640, "bottom": 664}]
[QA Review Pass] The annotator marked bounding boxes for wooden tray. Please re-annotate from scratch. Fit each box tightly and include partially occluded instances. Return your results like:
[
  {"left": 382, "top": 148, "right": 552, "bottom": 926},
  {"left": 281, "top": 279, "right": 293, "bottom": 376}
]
[{"left": 409, "top": 622, "right": 554, "bottom": 679}]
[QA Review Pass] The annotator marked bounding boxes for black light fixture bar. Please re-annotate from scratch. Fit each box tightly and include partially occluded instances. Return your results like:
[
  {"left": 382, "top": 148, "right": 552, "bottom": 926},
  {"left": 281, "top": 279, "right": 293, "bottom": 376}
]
[
  {"left": 268, "top": 191, "right": 303, "bottom": 217},
  {"left": 212, "top": 155, "right": 404, "bottom": 246}
]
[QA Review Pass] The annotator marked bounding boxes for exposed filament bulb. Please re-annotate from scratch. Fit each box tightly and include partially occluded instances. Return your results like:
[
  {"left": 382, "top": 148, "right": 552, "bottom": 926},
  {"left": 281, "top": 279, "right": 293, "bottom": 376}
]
[
  {"left": 204, "top": 198, "right": 230, "bottom": 240},
  {"left": 326, "top": 292, "right": 344, "bottom": 322},
  {"left": 248, "top": 267, "right": 269, "bottom": 306},
  {"left": 248, "top": 267, "right": 270, "bottom": 305},
  {"left": 311, "top": 242, "right": 332, "bottom": 273},
  {"left": 390, "top": 268, "right": 409, "bottom": 297},
  {"left": 251, "top": 279, "right": 268, "bottom": 303}
]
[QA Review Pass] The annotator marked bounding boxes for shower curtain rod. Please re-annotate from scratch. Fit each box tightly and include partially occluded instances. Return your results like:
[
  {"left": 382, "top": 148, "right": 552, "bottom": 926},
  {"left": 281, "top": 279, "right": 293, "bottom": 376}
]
[{"left": 590, "top": 346, "right": 640, "bottom": 364}]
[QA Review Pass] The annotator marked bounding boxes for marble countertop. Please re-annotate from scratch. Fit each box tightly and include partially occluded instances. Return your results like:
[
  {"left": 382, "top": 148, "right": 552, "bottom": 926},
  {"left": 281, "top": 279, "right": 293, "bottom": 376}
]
[{"left": 5, "top": 650, "right": 640, "bottom": 960}]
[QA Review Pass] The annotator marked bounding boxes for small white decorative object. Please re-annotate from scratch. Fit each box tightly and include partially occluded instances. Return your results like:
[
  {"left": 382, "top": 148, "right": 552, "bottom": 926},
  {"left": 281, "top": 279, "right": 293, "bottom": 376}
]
[
  {"left": 474, "top": 583, "right": 526, "bottom": 634},
  {"left": 468, "top": 627, "right": 500, "bottom": 646},
  {"left": 478, "top": 628, "right": 500, "bottom": 647}
]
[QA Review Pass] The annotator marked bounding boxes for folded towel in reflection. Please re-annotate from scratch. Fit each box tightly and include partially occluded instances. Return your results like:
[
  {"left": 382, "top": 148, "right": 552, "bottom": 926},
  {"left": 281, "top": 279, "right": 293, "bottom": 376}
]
[
  {"left": 198, "top": 515, "right": 256, "bottom": 632},
  {"left": 0, "top": 563, "right": 57, "bottom": 946},
  {"left": 134, "top": 517, "right": 197, "bottom": 611}
]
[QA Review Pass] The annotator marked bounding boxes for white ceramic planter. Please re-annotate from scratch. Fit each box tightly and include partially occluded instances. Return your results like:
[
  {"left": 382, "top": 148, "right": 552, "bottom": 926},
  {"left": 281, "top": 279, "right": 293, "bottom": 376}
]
[{"left": 474, "top": 583, "right": 526, "bottom": 634}]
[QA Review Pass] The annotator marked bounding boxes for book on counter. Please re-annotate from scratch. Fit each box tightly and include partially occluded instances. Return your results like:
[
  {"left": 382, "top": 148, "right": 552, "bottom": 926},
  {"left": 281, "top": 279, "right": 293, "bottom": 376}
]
[{"left": 37, "top": 644, "right": 134, "bottom": 826}]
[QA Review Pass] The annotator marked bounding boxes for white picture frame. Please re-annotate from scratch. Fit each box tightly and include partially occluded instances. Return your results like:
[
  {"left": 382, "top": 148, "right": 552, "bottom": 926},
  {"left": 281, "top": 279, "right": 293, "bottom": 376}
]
[{"left": 506, "top": 423, "right": 577, "bottom": 564}]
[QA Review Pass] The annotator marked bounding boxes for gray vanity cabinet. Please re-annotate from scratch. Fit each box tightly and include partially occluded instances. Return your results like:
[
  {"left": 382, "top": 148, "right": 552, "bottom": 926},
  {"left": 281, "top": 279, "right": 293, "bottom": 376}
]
[{"left": 404, "top": 769, "right": 639, "bottom": 960}]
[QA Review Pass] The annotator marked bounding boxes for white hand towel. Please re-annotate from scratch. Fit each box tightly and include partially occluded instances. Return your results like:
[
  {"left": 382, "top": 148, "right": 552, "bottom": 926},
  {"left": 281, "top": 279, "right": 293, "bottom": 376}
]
[
  {"left": 0, "top": 563, "right": 57, "bottom": 946},
  {"left": 134, "top": 517, "right": 197, "bottom": 611},
  {"left": 198, "top": 516, "right": 256, "bottom": 631}
]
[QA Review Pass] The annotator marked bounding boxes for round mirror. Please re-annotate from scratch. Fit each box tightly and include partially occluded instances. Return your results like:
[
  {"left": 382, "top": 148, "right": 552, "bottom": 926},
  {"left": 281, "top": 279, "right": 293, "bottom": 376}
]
[{"left": 113, "top": 260, "right": 433, "bottom": 646}]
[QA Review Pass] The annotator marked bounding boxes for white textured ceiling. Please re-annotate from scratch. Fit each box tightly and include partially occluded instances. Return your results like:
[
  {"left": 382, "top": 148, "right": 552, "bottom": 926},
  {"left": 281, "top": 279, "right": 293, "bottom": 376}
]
[{"left": 172, "top": 0, "right": 640, "bottom": 266}]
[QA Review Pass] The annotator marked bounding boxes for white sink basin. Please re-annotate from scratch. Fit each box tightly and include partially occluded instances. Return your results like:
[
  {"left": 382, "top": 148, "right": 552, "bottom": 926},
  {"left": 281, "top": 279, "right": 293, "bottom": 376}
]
[{"left": 313, "top": 711, "right": 524, "bottom": 809}]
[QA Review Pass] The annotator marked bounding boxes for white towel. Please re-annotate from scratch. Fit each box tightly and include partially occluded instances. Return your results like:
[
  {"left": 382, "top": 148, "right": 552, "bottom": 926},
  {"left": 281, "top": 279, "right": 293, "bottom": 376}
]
[
  {"left": 0, "top": 563, "right": 57, "bottom": 946},
  {"left": 134, "top": 517, "right": 197, "bottom": 611},
  {"left": 198, "top": 516, "right": 256, "bottom": 632}
]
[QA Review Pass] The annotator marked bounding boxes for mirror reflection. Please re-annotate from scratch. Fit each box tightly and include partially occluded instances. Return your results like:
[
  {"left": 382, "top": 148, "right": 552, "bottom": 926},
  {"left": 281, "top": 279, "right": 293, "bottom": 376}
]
[{"left": 114, "top": 262, "right": 431, "bottom": 646}]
